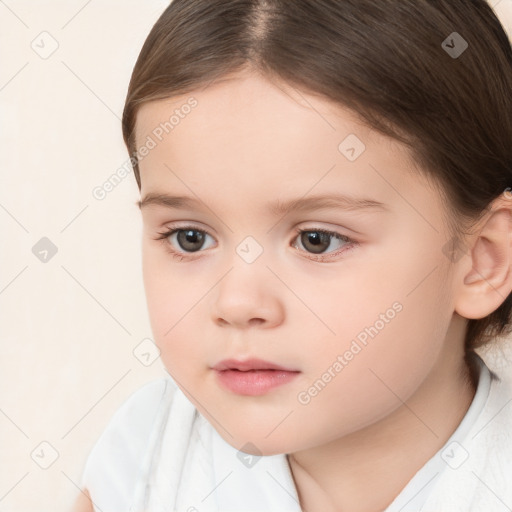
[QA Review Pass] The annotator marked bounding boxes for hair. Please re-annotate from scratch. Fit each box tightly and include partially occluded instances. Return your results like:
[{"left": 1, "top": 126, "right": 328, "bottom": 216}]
[{"left": 122, "top": 0, "right": 512, "bottom": 366}]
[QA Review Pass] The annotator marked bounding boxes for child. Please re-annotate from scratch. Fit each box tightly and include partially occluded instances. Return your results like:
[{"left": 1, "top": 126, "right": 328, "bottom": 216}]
[{"left": 73, "top": 0, "right": 512, "bottom": 511}]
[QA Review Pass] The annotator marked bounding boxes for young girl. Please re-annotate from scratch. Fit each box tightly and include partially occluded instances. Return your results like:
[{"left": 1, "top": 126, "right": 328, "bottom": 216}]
[{"left": 73, "top": 1, "right": 512, "bottom": 511}]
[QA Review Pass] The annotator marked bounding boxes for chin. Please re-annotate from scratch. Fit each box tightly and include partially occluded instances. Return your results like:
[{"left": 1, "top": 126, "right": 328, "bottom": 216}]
[{"left": 212, "top": 425, "right": 302, "bottom": 457}]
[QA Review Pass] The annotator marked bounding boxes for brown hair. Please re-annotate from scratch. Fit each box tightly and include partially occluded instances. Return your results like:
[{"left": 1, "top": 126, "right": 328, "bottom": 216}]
[{"left": 122, "top": 0, "right": 512, "bottom": 357}]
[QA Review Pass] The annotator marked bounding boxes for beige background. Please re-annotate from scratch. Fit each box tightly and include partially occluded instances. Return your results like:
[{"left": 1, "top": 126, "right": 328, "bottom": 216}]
[{"left": 1, "top": 1, "right": 511, "bottom": 511}]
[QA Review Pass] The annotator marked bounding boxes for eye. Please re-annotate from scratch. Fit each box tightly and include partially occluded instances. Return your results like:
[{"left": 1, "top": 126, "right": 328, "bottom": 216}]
[
  {"left": 291, "top": 228, "right": 357, "bottom": 260},
  {"left": 153, "top": 225, "right": 357, "bottom": 262},
  {"left": 154, "top": 226, "right": 215, "bottom": 259}
]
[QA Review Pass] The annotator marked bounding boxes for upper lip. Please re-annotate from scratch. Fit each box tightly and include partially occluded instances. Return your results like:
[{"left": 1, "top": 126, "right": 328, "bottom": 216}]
[{"left": 212, "top": 358, "right": 300, "bottom": 372}]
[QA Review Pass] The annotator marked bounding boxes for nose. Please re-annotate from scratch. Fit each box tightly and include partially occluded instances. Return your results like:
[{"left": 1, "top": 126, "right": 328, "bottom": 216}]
[{"left": 210, "top": 262, "right": 285, "bottom": 329}]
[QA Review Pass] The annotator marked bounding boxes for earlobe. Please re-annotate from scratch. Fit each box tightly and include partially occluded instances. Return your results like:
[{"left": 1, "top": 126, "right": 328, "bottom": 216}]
[{"left": 454, "top": 204, "right": 512, "bottom": 320}]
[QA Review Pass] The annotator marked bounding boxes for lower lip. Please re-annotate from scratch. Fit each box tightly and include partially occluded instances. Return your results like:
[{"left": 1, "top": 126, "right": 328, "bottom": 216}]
[{"left": 214, "top": 369, "right": 300, "bottom": 395}]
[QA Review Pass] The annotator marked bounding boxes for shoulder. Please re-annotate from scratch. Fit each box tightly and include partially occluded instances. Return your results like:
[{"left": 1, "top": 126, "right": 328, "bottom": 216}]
[
  {"left": 105, "top": 377, "right": 175, "bottom": 433},
  {"left": 87, "top": 377, "right": 175, "bottom": 453},
  {"left": 456, "top": 361, "right": 512, "bottom": 504},
  {"left": 421, "top": 359, "right": 512, "bottom": 511},
  {"left": 80, "top": 377, "right": 176, "bottom": 509},
  {"left": 471, "top": 356, "right": 512, "bottom": 440}
]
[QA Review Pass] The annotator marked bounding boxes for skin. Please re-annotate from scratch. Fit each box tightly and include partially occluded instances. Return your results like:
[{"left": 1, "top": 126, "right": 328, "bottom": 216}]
[
  {"left": 70, "top": 489, "right": 93, "bottom": 512},
  {"left": 74, "top": 67, "right": 512, "bottom": 512}
]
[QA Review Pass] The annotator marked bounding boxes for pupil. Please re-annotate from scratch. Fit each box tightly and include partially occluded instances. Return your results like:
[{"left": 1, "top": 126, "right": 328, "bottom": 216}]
[
  {"left": 308, "top": 233, "right": 321, "bottom": 245},
  {"left": 179, "top": 229, "right": 204, "bottom": 251},
  {"left": 302, "top": 231, "right": 329, "bottom": 254}
]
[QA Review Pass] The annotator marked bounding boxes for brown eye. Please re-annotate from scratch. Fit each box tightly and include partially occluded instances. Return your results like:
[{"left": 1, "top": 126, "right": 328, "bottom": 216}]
[
  {"left": 299, "top": 231, "right": 332, "bottom": 254},
  {"left": 155, "top": 226, "right": 215, "bottom": 258},
  {"left": 292, "top": 228, "right": 355, "bottom": 259},
  {"left": 176, "top": 229, "right": 206, "bottom": 252}
]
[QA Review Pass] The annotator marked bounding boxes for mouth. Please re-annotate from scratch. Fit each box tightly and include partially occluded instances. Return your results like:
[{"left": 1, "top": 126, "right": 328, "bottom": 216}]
[{"left": 212, "top": 358, "right": 301, "bottom": 395}]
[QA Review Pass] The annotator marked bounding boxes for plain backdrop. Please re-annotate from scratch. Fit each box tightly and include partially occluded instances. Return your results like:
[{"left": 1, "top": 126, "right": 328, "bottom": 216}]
[{"left": 1, "top": 1, "right": 511, "bottom": 511}]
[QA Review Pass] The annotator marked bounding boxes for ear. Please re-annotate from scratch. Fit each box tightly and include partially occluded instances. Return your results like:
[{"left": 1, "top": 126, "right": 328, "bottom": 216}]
[{"left": 454, "top": 195, "right": 512, "bottom": 320}]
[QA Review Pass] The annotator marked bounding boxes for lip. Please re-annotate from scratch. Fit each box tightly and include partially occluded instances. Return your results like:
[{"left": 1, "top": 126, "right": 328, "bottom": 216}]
[
  {"left": 212, "top": 358, "right": 301, "bottom": 396},
  {"left": 212, "top": 358, "right": 299, "bottom": 372}
]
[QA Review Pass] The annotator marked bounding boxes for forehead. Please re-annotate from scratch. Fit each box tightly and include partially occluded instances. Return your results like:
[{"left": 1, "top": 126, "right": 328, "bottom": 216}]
[
  {"left": 133, "top": 71, "right": 445, "bottom": 228},
  {"left": 135, "top": 70, "right": 380, "bottom": 154}
]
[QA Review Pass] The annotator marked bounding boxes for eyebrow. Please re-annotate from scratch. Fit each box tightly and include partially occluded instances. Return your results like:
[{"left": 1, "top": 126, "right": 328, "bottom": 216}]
[{"left": 137, "top": 192, "right": 389, "bottom": 215}]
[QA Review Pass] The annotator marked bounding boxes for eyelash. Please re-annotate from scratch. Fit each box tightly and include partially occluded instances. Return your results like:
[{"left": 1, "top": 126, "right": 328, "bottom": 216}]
[{"left": 154, "top": 225, "right": 358, "bottom": 262}]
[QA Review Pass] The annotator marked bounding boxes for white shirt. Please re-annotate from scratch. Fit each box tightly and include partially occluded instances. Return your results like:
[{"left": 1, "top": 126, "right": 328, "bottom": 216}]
[{"left": 81, "top": 353, "right": 512, "bottom": 512}]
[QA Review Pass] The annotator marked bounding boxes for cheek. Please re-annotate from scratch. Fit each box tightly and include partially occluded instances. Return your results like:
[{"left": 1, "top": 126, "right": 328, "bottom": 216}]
[
  {"left": 291, "top": 279, "right": 452, "bottom": 448},
  {"left": 142, "top": 245, "right": 190, "bottom": 343},
  {"left": 345, "top": 246, "right": 452, "bottom": 377},
  {"left": 301, "top": 246, "right": 453, "bottom": 406},
  {"left": 141, "top": 244, "right": 216, "bottom": 377}
]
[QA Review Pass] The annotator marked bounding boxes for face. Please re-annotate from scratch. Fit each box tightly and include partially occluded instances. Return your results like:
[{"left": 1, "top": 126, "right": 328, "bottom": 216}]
[{"left": 135, "top": 69, "right": 459, "bottom": 456}]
